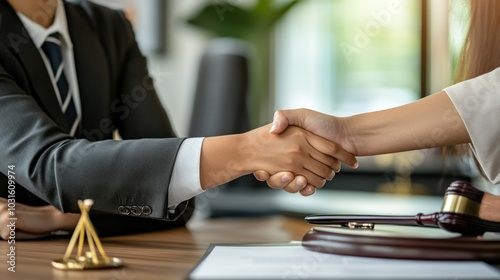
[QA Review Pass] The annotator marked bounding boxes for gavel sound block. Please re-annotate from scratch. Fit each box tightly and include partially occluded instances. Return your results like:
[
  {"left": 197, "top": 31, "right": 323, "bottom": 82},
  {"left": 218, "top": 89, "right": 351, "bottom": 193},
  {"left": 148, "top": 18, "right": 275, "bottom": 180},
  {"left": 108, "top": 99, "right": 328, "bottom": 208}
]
[{"left": 302, "top": 181, "right": 500, "bottom": 261}]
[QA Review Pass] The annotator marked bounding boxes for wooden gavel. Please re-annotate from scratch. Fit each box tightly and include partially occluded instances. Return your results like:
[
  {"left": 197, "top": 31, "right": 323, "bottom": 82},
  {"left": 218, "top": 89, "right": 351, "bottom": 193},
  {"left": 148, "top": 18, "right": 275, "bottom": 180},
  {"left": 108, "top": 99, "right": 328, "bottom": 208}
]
[{"left": 305, "top": 181, "right": 500, "bottom": 236}]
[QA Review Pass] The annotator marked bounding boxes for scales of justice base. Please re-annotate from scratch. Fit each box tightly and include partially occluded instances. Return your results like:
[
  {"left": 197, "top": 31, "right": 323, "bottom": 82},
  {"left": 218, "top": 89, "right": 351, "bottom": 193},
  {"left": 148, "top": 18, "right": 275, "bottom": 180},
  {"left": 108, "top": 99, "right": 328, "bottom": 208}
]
[{"left": 52, "top": 199, "right": 124, "bottom": 270}]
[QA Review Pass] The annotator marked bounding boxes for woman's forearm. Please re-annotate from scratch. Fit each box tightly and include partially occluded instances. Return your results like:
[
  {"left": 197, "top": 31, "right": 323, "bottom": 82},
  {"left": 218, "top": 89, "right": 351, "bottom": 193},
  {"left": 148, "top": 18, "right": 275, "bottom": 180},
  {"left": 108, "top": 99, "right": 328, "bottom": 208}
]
[{"left": 345, "top": 91, "right": 471, "bottom": 156}]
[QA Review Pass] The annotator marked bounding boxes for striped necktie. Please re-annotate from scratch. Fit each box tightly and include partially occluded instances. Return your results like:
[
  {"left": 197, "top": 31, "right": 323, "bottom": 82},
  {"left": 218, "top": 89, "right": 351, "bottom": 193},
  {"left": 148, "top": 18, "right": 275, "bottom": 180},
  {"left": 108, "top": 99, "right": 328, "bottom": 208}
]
[{"left": 41, "top": 32, "right": 80, "bottom": 136}]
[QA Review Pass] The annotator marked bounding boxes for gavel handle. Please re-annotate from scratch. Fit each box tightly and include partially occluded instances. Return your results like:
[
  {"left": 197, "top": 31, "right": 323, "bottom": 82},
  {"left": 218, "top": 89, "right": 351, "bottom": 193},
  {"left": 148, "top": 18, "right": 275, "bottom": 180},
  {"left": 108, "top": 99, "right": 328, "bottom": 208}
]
[{"left": 305, "top": 213, "right": 442, "bottom": 227}]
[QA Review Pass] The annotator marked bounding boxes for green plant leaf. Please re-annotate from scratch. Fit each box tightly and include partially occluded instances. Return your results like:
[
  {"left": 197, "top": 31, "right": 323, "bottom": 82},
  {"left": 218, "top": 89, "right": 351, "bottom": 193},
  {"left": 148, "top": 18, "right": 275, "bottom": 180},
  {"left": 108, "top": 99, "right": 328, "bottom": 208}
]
[{"left": 186, "top": 3, "right": 256, "bottom": 39}]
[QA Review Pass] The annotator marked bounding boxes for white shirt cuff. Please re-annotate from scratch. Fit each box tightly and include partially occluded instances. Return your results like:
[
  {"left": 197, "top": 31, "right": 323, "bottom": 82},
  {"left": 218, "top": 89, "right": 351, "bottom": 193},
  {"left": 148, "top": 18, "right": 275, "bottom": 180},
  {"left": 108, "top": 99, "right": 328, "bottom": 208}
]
[{"left": 168, "top": 137, "right": 205, "bottom": 207}]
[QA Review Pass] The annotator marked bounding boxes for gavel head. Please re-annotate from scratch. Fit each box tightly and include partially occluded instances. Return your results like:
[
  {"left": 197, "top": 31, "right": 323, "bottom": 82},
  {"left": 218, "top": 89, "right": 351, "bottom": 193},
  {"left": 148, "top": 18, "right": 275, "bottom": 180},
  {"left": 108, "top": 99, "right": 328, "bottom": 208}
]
[
  {"left": 438, "top": 181, "right": 500, "bottom": 236},
  {"left": 441, "top": 181, "right": 482, "bottom": 218}
]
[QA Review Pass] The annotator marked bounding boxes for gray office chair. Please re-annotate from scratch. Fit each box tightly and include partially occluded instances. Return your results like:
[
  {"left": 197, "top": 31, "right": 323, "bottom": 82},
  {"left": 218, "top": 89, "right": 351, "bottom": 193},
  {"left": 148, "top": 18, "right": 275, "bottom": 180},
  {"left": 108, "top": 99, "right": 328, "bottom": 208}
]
[{"left": 188, "top": 38, "right": 250, "bottom": 137}]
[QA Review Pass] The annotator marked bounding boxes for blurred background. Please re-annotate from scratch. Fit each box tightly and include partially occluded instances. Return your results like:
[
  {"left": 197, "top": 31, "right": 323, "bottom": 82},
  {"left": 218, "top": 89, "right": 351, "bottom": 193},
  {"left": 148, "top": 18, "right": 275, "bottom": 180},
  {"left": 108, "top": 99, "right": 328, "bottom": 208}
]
[{"left": 88, "top": 0, "right": 485, "bottom": 219}]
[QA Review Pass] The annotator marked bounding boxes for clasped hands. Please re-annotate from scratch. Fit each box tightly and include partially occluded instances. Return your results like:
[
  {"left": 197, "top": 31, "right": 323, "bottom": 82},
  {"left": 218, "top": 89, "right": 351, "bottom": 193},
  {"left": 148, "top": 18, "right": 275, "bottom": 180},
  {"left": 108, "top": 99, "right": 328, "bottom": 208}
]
[{"left": 253, "top": 108, "right": 358, "bottom": 196}]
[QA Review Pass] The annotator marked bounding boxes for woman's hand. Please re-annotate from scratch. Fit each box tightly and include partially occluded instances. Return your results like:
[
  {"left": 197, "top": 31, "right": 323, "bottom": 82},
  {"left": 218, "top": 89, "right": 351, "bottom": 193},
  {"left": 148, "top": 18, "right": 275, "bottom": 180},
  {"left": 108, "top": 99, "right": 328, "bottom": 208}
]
[
  {"left": 0, "top": 198, "right": 79, "bottom": 240},
  {"left": 269, "top": 109, "right": 358, "bottom": 154}
]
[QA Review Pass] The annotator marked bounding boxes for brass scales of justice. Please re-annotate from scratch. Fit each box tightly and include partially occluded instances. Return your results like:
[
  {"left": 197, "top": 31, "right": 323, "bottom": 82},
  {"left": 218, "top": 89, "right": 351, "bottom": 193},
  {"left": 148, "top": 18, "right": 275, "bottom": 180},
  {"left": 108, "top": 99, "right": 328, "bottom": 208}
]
[{"left": 52, "top": 199, "right": 123, "bottom": 270}]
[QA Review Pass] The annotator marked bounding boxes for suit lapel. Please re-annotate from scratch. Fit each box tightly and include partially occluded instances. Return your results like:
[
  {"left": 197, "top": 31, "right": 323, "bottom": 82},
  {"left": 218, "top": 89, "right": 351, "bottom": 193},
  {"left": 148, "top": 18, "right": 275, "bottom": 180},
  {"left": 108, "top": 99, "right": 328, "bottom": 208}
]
[
  {"left": 65, "top": 2, "right": 111, "bottom": 134},
  {"left": 0, "top": 1, "right": 69, "bottom": 131}
]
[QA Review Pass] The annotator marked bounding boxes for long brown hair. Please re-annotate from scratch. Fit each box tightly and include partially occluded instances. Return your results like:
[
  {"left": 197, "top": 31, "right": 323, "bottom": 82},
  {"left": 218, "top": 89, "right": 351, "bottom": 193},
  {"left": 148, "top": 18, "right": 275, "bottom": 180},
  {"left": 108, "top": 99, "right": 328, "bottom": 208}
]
[
  {"left": 454, "top": 0, "right": 500, "bottom": 82},
  {"left": 443, "top": 0, "right": 500, "bottom": 167}
]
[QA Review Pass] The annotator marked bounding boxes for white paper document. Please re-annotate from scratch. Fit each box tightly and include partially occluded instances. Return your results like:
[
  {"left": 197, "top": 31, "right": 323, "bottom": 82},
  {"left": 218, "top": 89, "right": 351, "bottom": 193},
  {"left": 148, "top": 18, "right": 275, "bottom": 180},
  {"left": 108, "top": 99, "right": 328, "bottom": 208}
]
[{"left": 187, "top": 244, "right": 500, "bottom": 279}]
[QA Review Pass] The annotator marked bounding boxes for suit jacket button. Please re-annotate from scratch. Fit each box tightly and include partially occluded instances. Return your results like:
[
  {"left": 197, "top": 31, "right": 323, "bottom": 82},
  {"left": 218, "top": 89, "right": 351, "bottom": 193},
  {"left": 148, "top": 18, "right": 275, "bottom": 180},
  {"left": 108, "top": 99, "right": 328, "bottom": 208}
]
[
  {"left": 118, "top": 206, "right": 130, "bottom": 215},
  {"left": 142, "top": 206, "right": 152, "bottom": 216},
  {"left": 131, "top": 206, "right": 142, "bottom": 216}
]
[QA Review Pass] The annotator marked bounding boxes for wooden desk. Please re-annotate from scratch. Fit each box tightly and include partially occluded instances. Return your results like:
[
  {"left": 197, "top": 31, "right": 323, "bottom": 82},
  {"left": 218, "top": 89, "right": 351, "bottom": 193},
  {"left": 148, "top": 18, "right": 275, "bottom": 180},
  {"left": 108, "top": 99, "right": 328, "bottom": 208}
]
[{"left": 0, "top": 216, "right": 312, "bottom": 280}]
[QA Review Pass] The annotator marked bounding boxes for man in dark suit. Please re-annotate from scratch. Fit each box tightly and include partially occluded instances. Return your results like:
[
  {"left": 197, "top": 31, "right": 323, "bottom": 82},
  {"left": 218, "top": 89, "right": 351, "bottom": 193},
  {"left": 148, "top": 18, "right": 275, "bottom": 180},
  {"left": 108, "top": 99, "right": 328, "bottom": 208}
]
[
  {"left": 0, "top": 0, "right": 194, "bottom": 236},
  {"left": 0, "top": 0, "right": 355, "bottom": 238}
]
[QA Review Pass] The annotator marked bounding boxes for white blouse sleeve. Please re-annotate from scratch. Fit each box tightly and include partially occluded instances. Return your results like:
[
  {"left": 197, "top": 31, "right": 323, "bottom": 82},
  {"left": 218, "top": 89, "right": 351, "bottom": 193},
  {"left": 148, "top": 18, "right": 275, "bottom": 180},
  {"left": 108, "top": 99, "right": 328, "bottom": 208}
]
[{"left": 443, "top": 67, "right": 500, "bottom": 184}]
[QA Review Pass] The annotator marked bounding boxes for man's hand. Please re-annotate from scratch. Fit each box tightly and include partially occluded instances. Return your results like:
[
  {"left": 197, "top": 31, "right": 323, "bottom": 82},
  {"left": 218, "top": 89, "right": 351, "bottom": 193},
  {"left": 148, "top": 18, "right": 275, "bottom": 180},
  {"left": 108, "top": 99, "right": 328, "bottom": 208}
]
[
  {"left": 0, "top": 198, "right": 79, "bottom": 240},
  {"left": 254, "top": 109, "right": 359, "bottom": 193}
]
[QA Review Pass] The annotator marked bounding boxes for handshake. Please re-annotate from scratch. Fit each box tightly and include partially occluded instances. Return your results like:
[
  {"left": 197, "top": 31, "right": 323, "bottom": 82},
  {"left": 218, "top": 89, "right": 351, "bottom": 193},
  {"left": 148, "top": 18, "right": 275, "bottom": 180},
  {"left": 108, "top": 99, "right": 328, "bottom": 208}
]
[
  {"left": 0, "top": 91, "right": 472, "bottom": 240},
  {"left": 250, "top": 109, "right": 359, "bottom": 197}
]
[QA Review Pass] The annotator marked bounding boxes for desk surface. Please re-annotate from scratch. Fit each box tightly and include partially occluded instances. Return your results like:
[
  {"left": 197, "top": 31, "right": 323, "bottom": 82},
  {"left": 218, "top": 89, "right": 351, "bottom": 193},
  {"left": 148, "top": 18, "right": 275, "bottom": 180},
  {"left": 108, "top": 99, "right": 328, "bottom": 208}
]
[{"left": 0, "top": 216, "right": 312, "bottom": 280}]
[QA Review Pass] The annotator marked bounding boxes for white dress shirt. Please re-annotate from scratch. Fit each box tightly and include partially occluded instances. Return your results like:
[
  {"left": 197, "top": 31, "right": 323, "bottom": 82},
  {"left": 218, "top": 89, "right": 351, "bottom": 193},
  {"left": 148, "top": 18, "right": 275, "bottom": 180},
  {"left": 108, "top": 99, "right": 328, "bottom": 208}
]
[
  {"left": 17, "top": 0, "right": 204, "bottom": 207},
  {"left": 444, "top": 67, "right": 500, "bottom": 186}
]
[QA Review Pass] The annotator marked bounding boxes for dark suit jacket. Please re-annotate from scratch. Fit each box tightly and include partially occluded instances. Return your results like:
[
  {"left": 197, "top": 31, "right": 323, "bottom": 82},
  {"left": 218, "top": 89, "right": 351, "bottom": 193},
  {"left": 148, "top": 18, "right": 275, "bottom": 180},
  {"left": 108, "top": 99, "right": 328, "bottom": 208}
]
[{"left": 0, "top": 0, "right": 193, "bottom": 236}]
